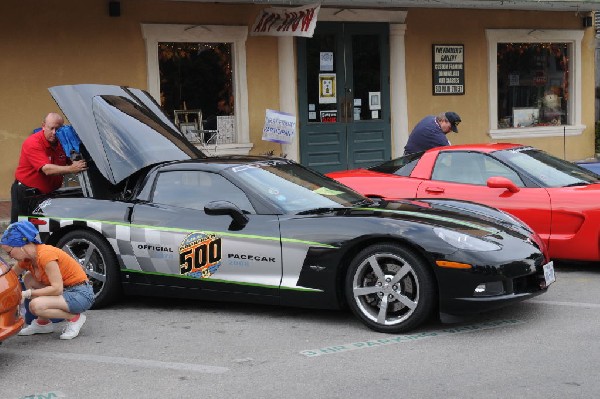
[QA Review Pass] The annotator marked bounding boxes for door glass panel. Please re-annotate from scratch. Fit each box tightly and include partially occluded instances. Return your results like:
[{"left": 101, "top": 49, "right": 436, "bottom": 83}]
[
  {"left": 152, "top": 170, "right": 254, "bottom": 212},
  {"left": 432, "top": 152, "right": 487, "bottom": 185},
  {"left": 353, "top": 34, "right": 381, "bottom": 121},
  {"left": 306, "top": 34, "right": 338, "bottom": 124}
]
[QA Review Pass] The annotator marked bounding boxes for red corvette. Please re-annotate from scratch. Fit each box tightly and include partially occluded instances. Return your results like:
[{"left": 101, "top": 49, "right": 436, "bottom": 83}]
[{"left": 328, "top": 143, "right": 600, "bottom": 262}]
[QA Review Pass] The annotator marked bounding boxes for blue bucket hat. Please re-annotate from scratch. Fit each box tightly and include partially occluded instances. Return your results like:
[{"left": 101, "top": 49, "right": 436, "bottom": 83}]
[{"left": 0, "top": 221, "right": 41, "bottom": 247}]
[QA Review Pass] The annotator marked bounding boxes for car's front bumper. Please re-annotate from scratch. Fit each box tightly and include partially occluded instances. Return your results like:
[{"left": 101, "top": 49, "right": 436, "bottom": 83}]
[{"left": 436, "top": 256, "right": 551, "bottom": 316}]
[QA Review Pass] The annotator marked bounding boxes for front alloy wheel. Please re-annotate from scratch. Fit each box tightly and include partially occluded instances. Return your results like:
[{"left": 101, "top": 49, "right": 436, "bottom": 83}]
[{"left": 346, "top": 244, "right": 435, "bottom": 333}]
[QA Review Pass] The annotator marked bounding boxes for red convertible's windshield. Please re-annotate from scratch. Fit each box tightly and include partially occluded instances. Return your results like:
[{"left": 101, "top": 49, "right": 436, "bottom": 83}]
[{"left": 495, "top": 147, "right": 600, "bottom": 188}]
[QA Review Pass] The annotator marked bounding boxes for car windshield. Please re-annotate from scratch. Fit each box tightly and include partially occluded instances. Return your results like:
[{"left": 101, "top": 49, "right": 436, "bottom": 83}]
[
  {"left": 368, "top": 151, "right": 423, "bottom": 176},
  {"left": 226, "top": 160, "right": 370, "bottom": 213},
  {"left": 495, "top": 147, "right": 600, "bottom": 187}
]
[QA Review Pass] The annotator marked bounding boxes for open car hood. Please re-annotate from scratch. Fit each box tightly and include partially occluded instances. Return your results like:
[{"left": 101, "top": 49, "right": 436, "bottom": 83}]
[{"left": 49, "top": 84, "right": 205, "bottom": 185}]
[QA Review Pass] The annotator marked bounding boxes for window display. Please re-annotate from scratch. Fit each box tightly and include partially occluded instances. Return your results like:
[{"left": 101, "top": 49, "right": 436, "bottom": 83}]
[
  {"left": 158, "top": 42, "right": 235, "bottom": 139},
  {"left": 497, "top": 42, "right": 569, "bottom": 129}
]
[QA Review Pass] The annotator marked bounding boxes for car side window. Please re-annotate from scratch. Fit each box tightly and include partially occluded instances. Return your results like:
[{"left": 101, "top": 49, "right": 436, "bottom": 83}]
[
  {"left": 480, "top": 155, "right": 525, "bottom": 186},
  {"left": 152, "top": 170, "right": 255, "bottom": 213},
  {"left": 432, "top": 152, "right": 524, "bottom": 186},
  {"left": 432, "top": 152, "right": 484, "bottom": 185}
]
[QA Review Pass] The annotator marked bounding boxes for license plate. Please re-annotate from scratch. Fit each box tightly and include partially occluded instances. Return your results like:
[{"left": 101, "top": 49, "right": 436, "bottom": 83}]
[{"left": 543, "top": 261, "right": 556, "bottom": 287}]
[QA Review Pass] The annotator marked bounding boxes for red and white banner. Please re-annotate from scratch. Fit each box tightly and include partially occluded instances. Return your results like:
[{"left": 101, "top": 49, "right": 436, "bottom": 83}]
[{"left": 250, "top": 3, "right": 320, "bottom": 38}]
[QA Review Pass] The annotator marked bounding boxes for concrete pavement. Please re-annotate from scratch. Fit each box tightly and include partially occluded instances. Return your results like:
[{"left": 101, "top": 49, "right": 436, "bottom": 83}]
[{"left": 0, "top": 200, "right": 10, "bottom": 232}]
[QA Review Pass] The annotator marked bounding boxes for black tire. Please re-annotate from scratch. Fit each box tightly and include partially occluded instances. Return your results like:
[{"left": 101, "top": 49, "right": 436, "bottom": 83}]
[
  {"left": 345, "top": 243, "right": 436, "bottom": 333},
  {"left": 56, "top": 230, "right": 121, "bottom": 309}
]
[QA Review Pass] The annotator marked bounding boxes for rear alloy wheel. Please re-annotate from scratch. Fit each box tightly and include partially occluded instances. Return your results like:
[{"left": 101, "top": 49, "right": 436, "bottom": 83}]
[
  {"left": 345, "top": 244, "right": 435, "bottom": 333},
  {"left": 56, "top": 230, "right": 120, "bottom": 308}
]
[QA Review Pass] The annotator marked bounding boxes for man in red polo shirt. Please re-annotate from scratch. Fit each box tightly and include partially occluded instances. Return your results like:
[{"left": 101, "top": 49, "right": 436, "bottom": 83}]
[{"left": 11, "top": 113, "right": 87, "bottom": 222}]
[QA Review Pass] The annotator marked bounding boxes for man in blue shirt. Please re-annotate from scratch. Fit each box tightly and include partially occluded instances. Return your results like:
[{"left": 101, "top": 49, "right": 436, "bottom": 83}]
[{"left": 403, "top": 112, "right": 461, "bottom": 155}]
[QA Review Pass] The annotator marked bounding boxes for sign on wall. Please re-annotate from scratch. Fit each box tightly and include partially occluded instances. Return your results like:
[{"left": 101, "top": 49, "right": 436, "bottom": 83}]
[
  {"left": 432, "top": 44, "right": 465, "bottom": 95},
  {"left": 251, "top": 3, "right": 320, "bottom": 37}
]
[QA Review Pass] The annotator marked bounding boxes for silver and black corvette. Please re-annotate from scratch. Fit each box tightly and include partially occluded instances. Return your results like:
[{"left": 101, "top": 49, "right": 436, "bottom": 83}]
[{"left": 24, "top": 84, "right": 554, "bottom": 333}]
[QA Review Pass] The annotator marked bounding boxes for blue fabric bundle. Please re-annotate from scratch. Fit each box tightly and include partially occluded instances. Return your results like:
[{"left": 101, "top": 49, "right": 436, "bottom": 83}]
[
  {"left": 56, "top": 125, "right": 81, "bottom": 156},
  {"left": 0, "top": 221, "right": 41, "bottom": 247}
]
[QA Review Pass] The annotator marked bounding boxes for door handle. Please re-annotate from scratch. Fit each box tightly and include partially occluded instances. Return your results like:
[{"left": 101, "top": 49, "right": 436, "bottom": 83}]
[
  {"left": 346, "top": 100, "right": 352, "bottom": 122},
  {"left": 425, "top": 187, "right": 445, "bottom": 194},
  {"left": 341, "top": 96, "right": 353, "bottom": 123}
]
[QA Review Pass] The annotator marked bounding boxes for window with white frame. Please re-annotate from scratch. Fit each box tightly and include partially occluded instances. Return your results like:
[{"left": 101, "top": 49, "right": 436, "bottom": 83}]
[
  {"left": 486, "top": 29, "right": 584, "bottom": 139},
  {"left": 141, "top": 24, "right": 251, "bottom": 151}
]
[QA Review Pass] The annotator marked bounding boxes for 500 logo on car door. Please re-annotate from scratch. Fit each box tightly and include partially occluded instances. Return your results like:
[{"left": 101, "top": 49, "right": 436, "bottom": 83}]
[{"left": 179, "top": 232, "right": 222, "bottom": 278}]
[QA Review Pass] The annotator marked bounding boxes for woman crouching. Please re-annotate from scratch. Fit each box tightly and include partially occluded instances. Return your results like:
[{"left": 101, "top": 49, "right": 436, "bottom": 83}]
[{"left": 1, "top": 221, "right": 94, "bottom": 340}]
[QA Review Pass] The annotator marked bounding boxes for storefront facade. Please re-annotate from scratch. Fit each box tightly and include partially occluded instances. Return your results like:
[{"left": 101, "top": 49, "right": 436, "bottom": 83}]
[{"left": 0, "top": 0, "right": 598, "bottom": 198}]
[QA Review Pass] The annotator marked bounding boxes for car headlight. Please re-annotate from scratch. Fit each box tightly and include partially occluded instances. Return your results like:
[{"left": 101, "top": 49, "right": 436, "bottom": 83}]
[{"left": 433, "top": 228, "right": 501, "bottom": 252}]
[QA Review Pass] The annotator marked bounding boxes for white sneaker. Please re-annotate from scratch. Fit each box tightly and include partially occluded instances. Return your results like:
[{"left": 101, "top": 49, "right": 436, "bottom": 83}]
[
  {"left": 60, "top": 314, "right": 87, "bottom": 340},
  {"left": 18, "top": 320, "right": 54, "bottom": 336}
]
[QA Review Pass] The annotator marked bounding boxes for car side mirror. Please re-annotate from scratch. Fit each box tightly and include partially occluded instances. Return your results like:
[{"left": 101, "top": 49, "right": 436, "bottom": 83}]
[
  {"left": 487, "top": 176, "right": 520, "bottom": 193},
  {"left": 204, "top": 200, "right": 249, "bottom": 228}
]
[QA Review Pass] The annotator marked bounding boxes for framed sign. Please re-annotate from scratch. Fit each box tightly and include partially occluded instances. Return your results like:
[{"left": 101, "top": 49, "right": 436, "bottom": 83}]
[
  {"left": 368, "top": 92, "right": 381, "bottom": 110},
  {"left": 432, "top": 44, "right": 465, "bottom": 95},
  {"left": 512, "top": 107, "right": 539, "bottom": 128},
  {"left": 319, "top": 73, "right": 336, "bottom": 104}
]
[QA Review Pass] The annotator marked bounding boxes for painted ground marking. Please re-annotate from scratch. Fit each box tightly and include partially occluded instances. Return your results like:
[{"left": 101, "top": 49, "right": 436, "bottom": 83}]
[
  {"left": 2, "top": 349, "right": 229, "bottom": 373},
  {"left": 300, "top": 319, "right": 524, "bottom": 357},
  {"left": 17, "top": 392, "right": 67, "bottom": 399},
  {"left": 529, "top": 300, "right": 600, "bottom": 308}
]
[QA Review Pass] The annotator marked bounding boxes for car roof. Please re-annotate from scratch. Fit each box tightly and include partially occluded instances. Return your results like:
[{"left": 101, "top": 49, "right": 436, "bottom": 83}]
[
  {"left": 157, "top": 156, "right": 290, "bottom": 172},
  {"left": 430, "top": 143, "right": 524, "bottom": 153}
]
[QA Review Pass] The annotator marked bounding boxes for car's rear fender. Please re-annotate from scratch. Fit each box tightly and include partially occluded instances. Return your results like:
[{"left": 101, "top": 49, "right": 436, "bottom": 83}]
[{"left": 33, "top": 219, "right": 122, "bottom": 268}]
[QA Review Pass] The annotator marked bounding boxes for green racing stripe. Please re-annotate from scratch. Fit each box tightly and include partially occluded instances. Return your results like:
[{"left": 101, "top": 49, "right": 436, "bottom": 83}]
[
  {"left": 357, "top": 207, "right": 499, "bottom": 233},
  {"left": 121, "top": 268, "right": 323, "bottom": 292},
  {"left": 35, "top": 216, "right": 337, "bottom": 248}
]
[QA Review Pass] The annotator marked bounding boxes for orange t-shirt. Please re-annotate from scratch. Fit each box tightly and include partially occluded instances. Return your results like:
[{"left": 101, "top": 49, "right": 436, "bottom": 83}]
[{"left": 19, "top": 244, "right": 88, "bottom": 287}]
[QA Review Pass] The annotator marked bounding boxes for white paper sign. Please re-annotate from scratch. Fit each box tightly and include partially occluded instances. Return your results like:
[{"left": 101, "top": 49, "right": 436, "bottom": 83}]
[
  {"left": 262, "top": 109, "right": 296, "bottom": 144},
  {"left": 320, "top": 52, "right": 333, "bottom": 71}
]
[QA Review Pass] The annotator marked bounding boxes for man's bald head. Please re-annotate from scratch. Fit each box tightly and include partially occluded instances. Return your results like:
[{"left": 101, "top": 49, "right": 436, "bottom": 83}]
[{"left": 42, "top": 113, "right": 64, "bottom": 144}]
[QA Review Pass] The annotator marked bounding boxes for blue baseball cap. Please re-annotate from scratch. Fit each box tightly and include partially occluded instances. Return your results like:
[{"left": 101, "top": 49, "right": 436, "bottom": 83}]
[{"left": 0, "top": 221, "right": 41, "bottom": 247}]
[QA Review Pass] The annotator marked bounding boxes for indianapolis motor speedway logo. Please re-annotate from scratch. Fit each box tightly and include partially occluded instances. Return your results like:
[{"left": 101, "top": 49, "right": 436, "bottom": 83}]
[{"left": 179, "top": 232, "right": 222, "bottom": 278}]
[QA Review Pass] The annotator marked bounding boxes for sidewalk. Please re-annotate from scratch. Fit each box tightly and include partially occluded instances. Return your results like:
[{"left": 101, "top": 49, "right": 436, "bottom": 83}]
[{"left": 0, "top": 200, "right": 10, "bottom": 232}]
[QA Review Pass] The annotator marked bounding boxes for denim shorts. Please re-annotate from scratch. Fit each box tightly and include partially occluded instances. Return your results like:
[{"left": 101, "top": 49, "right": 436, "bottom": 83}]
[{"left": 63, "top": 282, "right": 95, "bottom": 314}]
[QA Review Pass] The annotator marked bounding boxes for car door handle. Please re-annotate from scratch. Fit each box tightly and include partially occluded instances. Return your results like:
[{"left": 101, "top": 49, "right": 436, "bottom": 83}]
[{"left": 425, "top": 187, "right": 445, "bottom": 194}]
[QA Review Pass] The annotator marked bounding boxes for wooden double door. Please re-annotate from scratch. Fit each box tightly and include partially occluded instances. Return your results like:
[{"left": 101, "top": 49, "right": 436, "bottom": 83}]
[{"left": 297, "top": 22, "right": 391, "bottom": 173}]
